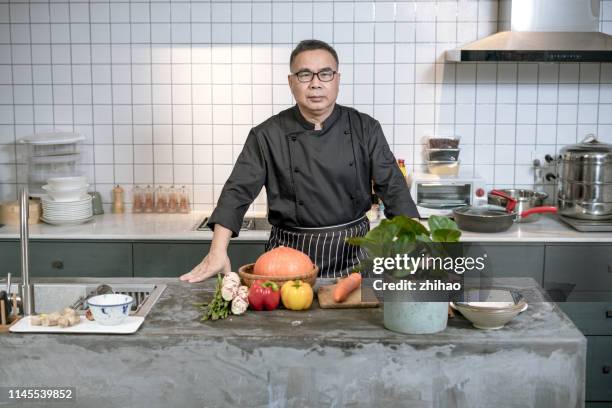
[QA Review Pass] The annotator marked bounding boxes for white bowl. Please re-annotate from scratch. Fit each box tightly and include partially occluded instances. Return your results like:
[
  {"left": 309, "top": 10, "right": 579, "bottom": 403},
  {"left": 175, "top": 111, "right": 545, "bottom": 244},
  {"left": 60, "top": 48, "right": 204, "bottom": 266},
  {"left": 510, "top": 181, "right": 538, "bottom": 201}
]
[
  {"left": 42, "top": 185, "right": 89, "bottom": 202},
  {"left": 47, "top": 176, "right": 88, "bottom": 191},
  {"left": 86, "top": 294, "right": 134, "bottom": 326},
  {"left": 451, "top": 301, "right": 527, "bottom": 330}
]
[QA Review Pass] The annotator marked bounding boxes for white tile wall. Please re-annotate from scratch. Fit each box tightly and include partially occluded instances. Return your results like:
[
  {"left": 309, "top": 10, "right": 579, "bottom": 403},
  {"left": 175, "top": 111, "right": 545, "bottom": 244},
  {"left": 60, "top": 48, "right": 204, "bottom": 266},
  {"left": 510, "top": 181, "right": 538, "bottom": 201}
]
[{"left": 0, "top": 0, "right": 612, "bottom": 211}]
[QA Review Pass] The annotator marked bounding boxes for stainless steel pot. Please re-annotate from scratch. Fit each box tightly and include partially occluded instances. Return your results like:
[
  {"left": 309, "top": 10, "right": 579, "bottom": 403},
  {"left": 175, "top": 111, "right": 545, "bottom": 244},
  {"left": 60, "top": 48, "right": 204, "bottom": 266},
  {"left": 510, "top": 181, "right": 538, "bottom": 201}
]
[
  {"left": 557, "top": 134, "right": 612, "bottom": 220},
  {"left": 488, "top": 189, "right": 551, "bottom": 223}
]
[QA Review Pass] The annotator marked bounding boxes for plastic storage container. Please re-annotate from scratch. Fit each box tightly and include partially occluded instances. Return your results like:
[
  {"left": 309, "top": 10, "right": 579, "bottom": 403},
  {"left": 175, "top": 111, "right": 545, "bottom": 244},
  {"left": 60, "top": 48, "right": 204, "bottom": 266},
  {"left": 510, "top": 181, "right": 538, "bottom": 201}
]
[
  {"left": 426, "top": 148, "right": 460, "bottom": 161},
  {"left": 427, "top": 136, "right": 461, "bottom": 149},
  {"left": 19, "top": 132, "right": 85, "bottom": 197},
  {"left": 427, "top": 160, "right": 460, "bottom": 176},
  {"left": 28, "top": 154, "right": 81, "bottom": 184}
]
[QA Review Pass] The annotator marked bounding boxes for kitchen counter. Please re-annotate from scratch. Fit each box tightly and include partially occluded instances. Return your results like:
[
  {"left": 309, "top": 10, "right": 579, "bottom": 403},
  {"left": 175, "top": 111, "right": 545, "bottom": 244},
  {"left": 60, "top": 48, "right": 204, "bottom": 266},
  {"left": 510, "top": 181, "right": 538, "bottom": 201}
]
[
  {"left": 0, "top": 211, "right": 610, "bottom": 242},
  {"left": 0, "top": 277, "right": 585, "bottom": 407}
]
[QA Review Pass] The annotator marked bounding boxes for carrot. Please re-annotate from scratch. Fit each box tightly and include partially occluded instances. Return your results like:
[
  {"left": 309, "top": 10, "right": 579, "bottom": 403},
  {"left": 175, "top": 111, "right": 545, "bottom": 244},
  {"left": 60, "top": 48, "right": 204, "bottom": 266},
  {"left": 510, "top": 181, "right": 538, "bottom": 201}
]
[{"left": 333, "top": 273, "right": 362, "bottom": 303}]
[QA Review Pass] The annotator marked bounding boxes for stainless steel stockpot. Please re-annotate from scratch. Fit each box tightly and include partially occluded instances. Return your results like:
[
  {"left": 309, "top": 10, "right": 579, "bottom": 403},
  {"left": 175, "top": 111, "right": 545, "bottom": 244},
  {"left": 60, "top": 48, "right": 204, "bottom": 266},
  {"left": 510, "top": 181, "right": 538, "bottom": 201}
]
[{"left": 557, "top": 135, "right": 612, "bottom": 220}]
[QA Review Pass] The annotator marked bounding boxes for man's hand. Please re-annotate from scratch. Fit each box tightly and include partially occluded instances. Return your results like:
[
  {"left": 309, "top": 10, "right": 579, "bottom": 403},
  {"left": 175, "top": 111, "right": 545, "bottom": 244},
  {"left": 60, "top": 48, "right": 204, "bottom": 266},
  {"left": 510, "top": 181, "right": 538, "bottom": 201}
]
[
  {"left": 180, "top": 223, "right": 234, "bottom": 283},
  {"left": 179, "top": 250, "right": 231, "bottom": 283}
]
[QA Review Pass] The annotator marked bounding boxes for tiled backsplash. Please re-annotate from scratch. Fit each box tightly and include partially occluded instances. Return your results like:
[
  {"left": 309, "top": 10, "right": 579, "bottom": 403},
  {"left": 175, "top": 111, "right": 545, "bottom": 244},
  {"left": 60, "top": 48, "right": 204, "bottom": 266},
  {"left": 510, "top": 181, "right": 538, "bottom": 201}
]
[{"left": 0, "top": 0, "right": 611, "bottom": 210}]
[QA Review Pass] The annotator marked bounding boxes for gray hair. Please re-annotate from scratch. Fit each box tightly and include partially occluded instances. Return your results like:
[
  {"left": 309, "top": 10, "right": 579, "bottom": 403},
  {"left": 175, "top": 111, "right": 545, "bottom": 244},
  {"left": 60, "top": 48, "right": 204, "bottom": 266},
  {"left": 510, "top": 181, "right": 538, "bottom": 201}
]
[{"left": 290, "top": 39, "right": 339, "bottom": 70}]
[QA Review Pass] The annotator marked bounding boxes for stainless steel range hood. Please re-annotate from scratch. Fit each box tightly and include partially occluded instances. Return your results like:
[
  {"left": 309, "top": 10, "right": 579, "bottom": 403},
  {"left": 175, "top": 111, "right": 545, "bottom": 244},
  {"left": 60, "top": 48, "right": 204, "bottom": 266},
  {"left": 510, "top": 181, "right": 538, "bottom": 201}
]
[{"left": 446, "top": 0, "right": 612, "bottom": 62}]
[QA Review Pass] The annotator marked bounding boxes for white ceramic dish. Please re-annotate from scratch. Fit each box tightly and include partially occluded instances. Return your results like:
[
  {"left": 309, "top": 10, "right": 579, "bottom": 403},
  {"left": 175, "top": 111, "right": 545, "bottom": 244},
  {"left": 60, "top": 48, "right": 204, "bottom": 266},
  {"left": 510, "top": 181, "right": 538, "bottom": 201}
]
[
  {"left": 86, "top": 294, "right": 134, "bottom": 326},
  {"left": 43, "top": 207, "right": 91, "bottom": 213},
  {"left": 43, "top": 212, "right": 92, "bottom": 218},
  {"left": 41, "top": 215, "right": 94, "bottom": 225},
  {"left": 42, "top": 185, "right": 89, "bottom": 202},
  {"left": 450, "top": 301, "right": 528, "bottom": 330},
  {"left": 46, "top": 176, "right": 87, "bottom": 190},
  {"left": 43, "top": 205, "right": 91, "bottom": 212},
  {"left": 43, "top": 213, "right": 92, "bottom": 221},
  {"left": 42, "top": 203, "right": 91, "bottom": 210},
  {"left": 42, "top": 194, "right": 91, "bottom": 203}
]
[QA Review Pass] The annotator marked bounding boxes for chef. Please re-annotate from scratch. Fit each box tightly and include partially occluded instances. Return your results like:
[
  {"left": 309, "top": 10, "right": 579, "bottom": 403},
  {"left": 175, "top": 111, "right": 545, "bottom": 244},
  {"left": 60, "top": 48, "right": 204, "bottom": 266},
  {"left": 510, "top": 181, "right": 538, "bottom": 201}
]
[{"left": 180, "top": 39, "right": 419, "bottom": 283}]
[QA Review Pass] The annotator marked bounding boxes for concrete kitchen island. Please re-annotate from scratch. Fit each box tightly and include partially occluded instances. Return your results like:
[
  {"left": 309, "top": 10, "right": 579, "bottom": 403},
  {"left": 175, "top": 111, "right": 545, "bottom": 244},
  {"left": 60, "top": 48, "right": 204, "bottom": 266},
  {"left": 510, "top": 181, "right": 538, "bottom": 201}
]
[{"left": 0, "top": 277, "right": 585, "bottom": 408}]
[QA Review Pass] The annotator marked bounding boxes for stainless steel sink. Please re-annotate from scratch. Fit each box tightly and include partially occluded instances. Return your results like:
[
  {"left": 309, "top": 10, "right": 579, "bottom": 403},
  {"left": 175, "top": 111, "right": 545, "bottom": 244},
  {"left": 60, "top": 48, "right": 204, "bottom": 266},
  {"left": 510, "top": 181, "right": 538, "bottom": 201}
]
[
  {"left": 196, "top": 216, "right": 272, "bottom": 231},
  {"left": 8, "top": 282, "right": 166, "bottom": 317}
]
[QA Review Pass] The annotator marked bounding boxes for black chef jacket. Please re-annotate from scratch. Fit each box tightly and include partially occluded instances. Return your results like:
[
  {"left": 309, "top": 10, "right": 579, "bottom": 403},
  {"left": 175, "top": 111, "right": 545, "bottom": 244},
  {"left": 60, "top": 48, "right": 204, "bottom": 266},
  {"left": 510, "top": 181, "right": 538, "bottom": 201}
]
[{"left": 207, "top": 104, "right": 419, "bottom": 237}]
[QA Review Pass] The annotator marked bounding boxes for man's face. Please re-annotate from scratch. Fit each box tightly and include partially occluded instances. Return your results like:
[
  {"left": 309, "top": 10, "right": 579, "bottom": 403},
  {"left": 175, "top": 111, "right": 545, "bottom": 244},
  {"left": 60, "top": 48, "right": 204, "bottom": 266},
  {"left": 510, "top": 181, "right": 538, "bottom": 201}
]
[{"left": 288, "top": 49, "right": 340, "bottom": 116}]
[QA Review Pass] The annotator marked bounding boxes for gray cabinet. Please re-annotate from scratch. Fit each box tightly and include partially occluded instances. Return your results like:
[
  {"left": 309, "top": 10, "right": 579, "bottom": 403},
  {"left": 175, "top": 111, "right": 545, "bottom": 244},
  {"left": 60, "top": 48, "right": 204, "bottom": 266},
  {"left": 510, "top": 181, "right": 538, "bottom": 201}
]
[
  {"left": 544, "top": 244, "right": 612, "bottom": 294},
  {"left": 459, "top": 243, "right": 545, "bottom": 282},
  {"left": 586, "top": 337, "right": 612, "bottom": 402},
  {"left": 0, "top": 240, "right": 21, "bottom": 276},
  {"left": 558, "top": 301, "right": 612, "bottom": 336},
  {"left": 227, "top": 242, "right": 267, "bottom": 270},
  {"left": 134, "top": 242, "right": 211, "bottom": 277},
  {"left": 133, "top": 242, "right": 266, "bottom": 277},
  {"left": 544, "top": 244, "right": 612, "bottom": 404},
  {"left": 29, "top": 241, "right": 132, "bottom": 277}
]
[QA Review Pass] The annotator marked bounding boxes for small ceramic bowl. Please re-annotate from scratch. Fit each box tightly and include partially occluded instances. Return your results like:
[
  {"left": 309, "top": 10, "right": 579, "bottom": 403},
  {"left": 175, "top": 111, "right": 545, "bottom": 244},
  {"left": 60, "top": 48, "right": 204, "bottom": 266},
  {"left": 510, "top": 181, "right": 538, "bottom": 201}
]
[
  {"left": 86, "top": 294, "right": 134, "bottom": 326},
  {"left": 451, "top": 301, "right": 527, "bottom": 330},
  {"left": 47, "top": 176, "right": 88, "bottom": 191}
]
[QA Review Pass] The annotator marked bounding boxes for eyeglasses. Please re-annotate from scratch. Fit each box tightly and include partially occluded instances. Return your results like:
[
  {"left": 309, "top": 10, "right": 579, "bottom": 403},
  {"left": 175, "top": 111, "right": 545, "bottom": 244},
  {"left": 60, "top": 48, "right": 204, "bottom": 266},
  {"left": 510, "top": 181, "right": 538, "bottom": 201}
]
[{"left": 292, "top": 69, "right": 337, "bottom": 83}]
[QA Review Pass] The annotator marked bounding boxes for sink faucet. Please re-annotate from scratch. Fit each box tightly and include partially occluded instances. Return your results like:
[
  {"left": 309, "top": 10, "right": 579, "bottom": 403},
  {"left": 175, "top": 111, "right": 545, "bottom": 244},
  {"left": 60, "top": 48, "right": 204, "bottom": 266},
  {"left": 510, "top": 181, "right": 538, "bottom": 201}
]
[{"left": 20, "top": 187, "right": 34, "bottom": 315}]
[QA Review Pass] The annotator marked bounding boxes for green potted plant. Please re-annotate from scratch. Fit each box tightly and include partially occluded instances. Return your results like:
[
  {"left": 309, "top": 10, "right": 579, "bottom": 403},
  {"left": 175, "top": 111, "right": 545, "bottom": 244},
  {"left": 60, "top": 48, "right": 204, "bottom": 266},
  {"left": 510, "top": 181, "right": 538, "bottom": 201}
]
[{"left": 347, "top": 215, "right": 461, "bottom": 334}]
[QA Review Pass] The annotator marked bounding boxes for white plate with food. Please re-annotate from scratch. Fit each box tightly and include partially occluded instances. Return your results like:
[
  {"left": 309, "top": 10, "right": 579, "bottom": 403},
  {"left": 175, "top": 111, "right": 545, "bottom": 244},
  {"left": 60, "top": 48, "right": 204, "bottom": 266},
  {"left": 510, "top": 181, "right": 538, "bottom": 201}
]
[{"left": 10, "top": 315, "right": 144, "bottom": 334}]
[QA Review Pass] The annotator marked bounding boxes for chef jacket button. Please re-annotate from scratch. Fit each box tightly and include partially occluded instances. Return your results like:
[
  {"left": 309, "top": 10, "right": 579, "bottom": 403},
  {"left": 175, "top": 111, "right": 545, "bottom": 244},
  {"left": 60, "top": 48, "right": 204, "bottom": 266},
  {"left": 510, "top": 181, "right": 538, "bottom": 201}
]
[{"left": 298, "top": 200, "right": 304, "bottom": 205}]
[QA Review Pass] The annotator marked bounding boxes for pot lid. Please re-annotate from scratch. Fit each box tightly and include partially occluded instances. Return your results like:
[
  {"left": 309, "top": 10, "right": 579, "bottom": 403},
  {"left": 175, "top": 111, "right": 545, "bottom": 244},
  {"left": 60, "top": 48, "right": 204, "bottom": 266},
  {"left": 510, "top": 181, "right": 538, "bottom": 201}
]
[{"left": 560, "top": 134, "right": 612, "bottom": 162}]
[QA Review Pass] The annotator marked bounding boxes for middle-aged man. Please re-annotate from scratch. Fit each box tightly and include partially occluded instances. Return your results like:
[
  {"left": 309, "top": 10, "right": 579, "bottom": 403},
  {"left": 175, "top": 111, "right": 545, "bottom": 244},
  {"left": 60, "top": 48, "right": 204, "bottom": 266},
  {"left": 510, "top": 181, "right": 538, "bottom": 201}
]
[{"left": 180, "top": 39, "right": 419, "bottom": 282}]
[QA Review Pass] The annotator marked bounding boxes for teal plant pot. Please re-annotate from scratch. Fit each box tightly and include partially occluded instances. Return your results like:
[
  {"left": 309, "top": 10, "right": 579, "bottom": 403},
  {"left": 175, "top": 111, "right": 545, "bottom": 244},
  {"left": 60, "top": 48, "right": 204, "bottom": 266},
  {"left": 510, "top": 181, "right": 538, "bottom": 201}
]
[{"left": 383, "top": 301, "right": 448, "bottom": 334}]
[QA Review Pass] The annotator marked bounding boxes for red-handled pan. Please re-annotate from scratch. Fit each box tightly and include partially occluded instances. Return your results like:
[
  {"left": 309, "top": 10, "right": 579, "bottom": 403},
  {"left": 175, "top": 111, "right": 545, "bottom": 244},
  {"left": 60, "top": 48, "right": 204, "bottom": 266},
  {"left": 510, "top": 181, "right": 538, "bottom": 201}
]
[
  {"left": 452, "top": 205, "right": 558, "bottom": 233},
  {"left": 488, "top": 189, "right": 558, "bottom": 223}
]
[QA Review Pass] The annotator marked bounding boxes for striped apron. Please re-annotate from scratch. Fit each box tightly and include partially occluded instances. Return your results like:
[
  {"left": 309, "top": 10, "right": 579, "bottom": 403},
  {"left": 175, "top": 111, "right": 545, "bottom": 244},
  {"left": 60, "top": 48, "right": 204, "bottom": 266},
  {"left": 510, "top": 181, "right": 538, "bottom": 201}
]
[{"left": 265, "top": 215, "right": 370, "bottom": 279}]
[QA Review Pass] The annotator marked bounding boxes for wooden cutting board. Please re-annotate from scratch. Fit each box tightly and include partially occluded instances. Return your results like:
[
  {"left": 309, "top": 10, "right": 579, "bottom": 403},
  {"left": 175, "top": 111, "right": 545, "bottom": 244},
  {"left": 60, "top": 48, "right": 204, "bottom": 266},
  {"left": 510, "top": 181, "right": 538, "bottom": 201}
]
[{"left": 317, "top": 284, "right": 380, "bottom": 309}]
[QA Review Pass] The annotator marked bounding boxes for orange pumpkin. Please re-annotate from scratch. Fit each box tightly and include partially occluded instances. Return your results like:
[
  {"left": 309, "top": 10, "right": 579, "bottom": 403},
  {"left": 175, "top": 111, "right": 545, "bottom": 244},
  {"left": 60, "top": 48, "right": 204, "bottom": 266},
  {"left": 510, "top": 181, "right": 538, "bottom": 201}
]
[{"left": 253, "top": 246, "right": 314, "bottom": 277}]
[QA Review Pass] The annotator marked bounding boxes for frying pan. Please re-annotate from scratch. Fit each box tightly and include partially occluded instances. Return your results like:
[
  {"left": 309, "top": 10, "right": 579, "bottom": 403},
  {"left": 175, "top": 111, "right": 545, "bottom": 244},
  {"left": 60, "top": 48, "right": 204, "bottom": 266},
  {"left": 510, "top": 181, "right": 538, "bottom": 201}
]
[{"left": 453, "top": 205, "right": 558, "bottom": 233}]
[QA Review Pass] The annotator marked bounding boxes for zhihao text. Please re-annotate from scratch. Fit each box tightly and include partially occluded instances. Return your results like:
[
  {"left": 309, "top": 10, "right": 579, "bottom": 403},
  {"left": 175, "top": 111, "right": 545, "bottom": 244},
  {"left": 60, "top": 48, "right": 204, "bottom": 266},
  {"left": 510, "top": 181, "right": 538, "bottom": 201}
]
[
  {"left": 372, "top": 254, "right": 487, "bottom": 275},
  {"left": 373, "top": 279, "right": 461, "bottom": 291}
]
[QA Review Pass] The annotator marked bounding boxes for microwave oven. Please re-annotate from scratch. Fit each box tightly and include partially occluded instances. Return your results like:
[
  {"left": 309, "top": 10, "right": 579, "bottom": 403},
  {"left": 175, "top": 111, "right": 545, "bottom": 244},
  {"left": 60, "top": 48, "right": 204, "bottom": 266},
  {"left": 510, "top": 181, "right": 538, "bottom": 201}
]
[{"left": 409, "top": 171, "right": 488, "bottom": 218}]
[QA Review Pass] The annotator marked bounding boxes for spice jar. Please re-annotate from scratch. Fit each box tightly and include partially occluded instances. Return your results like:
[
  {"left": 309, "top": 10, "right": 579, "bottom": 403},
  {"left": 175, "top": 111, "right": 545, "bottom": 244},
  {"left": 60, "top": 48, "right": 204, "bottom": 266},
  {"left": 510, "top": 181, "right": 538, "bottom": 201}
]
[
  {"left": 167, "top": 185, "right": 178, "bottom": 213},
  {"left": 132, "top": 185, "right": 143, "bottom": 213},
  {"left": 112, "top": 185, "right": 125, "bottom": 214},
  {"left": 144, "top": 185, "right": 154, "bottom": 213},
  {"left": 179, "top": 185, "right": 190, "bottom": 213},
  {"left": 154, "top": 186, "right": 168, "bottom": 213}
]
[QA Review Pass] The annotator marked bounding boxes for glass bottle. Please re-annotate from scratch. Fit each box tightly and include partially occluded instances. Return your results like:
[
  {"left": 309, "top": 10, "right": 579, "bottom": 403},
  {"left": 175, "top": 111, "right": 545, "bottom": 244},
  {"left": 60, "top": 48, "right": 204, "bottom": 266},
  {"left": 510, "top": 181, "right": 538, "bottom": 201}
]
[
  {"left": 132, "top": 185, "right": 143, "bottom": 213},
  {"left": 179, "top": 185, "right": 190, "bottom": 213},
  {"left": 144, "top": 185, "right": 154, "bottom": 213},
  {"left": 397, "top": 159, "right": 407, "bottom": 177},
  {"left": 167, "top": 185, "right": 178, "bottom": 213},
  {"left": 154, "top": 186, "right": 168, "bottom": 213}
]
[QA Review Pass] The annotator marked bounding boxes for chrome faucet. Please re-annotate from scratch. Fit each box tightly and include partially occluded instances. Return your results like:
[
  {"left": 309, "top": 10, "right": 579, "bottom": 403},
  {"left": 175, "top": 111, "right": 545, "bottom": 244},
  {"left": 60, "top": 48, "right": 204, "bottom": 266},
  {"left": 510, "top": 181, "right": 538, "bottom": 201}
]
[{"left": 20, "top": 187, "right": 34, "bottom": 315}]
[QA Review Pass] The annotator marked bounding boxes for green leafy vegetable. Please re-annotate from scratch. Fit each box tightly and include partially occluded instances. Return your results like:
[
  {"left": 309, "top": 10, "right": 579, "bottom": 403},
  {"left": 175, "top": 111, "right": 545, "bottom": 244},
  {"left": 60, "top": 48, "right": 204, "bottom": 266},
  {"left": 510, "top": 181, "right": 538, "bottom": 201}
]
[{"left": 196, "top": 274, "right": 231, "bottom": 321}]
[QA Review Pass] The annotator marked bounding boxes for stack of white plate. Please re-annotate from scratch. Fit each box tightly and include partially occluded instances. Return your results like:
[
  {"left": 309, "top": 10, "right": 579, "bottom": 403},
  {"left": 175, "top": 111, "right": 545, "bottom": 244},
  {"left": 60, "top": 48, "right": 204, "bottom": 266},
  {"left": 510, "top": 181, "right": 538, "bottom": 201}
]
[{"left": 41, "top": 176, "right": 93, "bottom": 225}]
